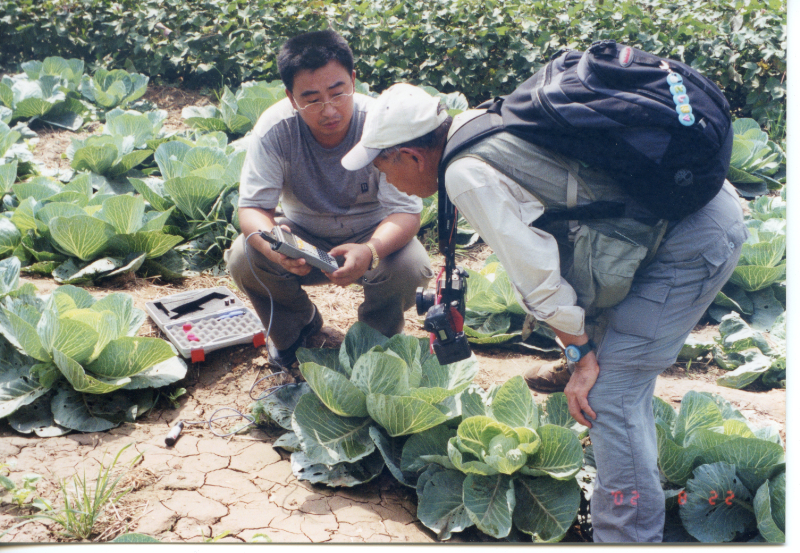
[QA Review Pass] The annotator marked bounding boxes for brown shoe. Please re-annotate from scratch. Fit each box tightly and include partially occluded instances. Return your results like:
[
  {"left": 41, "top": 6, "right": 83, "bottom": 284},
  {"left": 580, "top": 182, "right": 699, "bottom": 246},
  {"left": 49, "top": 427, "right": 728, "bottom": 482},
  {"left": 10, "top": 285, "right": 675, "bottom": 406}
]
[{"left": 523, "top": 359, "right": 571, "bottom": 393}]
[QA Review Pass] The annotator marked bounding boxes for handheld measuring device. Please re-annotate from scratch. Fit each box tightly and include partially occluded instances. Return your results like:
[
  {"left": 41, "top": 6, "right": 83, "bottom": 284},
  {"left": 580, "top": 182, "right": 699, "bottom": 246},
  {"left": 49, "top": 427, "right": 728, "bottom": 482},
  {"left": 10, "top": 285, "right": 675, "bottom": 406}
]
[{"left": 259, "top": 227, "right": 339, "bottom": 273}]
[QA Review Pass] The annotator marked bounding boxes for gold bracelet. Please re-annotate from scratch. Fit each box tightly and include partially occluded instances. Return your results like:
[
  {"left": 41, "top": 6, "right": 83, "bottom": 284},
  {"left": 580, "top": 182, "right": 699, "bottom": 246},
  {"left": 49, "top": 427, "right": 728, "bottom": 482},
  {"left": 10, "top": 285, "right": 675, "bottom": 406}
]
[{"left": 365, "top": 242, "right": 380, "bottom": 270}]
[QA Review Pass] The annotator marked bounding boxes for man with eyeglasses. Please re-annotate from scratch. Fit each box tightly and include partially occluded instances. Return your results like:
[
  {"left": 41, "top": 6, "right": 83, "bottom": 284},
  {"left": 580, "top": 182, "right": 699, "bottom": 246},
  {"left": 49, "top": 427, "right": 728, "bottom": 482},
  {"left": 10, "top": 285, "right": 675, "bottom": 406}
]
[{"left": 226, "top": 30, "right": 434, "bottom": 368}]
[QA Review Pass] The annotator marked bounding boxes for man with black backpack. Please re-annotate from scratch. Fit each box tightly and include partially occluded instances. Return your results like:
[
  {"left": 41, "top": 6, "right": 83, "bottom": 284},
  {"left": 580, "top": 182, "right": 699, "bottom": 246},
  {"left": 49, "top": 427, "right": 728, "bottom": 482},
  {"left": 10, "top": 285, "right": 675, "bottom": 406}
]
[{"left": 342, "top": 44, "right": 747, "bottom": 541}]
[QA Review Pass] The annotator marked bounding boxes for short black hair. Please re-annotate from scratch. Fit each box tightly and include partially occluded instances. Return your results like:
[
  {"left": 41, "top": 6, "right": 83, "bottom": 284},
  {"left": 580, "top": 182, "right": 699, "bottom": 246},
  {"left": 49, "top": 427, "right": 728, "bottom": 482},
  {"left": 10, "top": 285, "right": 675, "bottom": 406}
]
[{"left": 277, "top": 30, "right": 354, "bottom": 92}]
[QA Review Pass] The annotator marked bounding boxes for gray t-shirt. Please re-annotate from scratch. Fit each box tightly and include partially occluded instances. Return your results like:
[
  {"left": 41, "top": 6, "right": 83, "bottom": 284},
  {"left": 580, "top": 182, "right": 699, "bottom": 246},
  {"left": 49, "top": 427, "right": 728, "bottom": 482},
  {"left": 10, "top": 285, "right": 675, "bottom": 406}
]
[{"left": 238, "top": 94, "right": 422, "bottom": 241}]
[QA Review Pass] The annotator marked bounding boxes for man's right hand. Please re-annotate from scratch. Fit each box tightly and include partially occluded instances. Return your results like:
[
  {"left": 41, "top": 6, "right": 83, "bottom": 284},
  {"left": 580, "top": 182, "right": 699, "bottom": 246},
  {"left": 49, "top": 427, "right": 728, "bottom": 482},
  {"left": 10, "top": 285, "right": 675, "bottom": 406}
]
[
  {"left": 271, "top": 252, "right": 313, "bottom": 276},
  {"left": 553, "top": 329, "right": 599, "bottom": 428},
  {"left": 240, "top": 208, "right": 315, "bottom": 277},
  {"left": 564, "top": 353, "right": 599, "bottom": 428},
  {"left": 265, "top": 225, "right": 313, "bottom": 277}
]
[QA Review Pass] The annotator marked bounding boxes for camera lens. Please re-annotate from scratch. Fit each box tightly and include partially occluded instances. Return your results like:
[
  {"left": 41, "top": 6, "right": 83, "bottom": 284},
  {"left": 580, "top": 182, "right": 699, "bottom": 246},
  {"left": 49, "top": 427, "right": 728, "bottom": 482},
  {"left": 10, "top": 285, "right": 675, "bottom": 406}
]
[{"left": 415, "top": 287, "right": 436, "bottom": 315}]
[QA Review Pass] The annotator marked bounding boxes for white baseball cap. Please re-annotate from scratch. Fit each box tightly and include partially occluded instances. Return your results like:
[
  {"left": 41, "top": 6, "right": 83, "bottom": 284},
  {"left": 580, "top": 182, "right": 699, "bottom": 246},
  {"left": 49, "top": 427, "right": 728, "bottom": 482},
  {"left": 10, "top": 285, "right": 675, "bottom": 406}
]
[{"left": 342, "top": 83, "right": 448, "bottom": 171}]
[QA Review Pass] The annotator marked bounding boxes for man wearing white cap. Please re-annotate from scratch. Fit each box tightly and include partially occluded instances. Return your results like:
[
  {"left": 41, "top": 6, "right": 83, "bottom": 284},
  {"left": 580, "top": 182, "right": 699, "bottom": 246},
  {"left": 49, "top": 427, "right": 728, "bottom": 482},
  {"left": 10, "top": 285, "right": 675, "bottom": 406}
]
[
  {"left": 342, "top": 82, "right": 746, "bottom": 542},
  {"left": 226, "top": 33, "right": 433, "bottom": 368}
]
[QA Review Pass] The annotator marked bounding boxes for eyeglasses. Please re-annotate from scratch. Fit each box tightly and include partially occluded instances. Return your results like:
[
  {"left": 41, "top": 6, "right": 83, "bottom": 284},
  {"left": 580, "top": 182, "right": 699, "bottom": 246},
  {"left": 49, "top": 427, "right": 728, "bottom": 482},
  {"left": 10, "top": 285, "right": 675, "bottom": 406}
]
[{"left": 295, "top": 90, "right": 354, "bottom": 114}]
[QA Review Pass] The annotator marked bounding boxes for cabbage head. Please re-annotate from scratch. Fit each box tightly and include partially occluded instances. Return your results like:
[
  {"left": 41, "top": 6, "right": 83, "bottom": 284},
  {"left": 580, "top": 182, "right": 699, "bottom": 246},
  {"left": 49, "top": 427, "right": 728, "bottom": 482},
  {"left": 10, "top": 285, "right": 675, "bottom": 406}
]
[
  {"left": 0, "top": 257, "right": 186, "bottom": 435},
  {"left": 406, "top": 376, "right": 583, "bottom": 541},
  {"left": 653, "top": 391, "right": 785, "bottom": 543},
  {"left": 128, "top": 132, "right": 247, "bottom": 276},
  {"left": 0, "top": 57, "right": 85, "bottom": 130},
  {"left": 727, "top": 118, "right": 785, "bottom": 197},
  {"left": 80, "top": 69, "right": 149, "bottom": 109},
  {"left": 66, "top": 108, "right": 166, "bottom": 178},
  {"left": 447, "top": 416, "right": 539, "bottom": 475},
  {"left": 251, "top": 321, "right": 479, "bottom": 488}
]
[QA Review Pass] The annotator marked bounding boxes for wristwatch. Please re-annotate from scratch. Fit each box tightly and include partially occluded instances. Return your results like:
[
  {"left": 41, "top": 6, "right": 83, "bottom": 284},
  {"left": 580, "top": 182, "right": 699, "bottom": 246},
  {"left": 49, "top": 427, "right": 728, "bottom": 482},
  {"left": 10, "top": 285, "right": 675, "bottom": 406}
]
[
  {"left": 564, "top": 340, "right": 596, "bottom": 364},
  {"left": 365, "top": 242, "right": 380, "bottom": 270}
]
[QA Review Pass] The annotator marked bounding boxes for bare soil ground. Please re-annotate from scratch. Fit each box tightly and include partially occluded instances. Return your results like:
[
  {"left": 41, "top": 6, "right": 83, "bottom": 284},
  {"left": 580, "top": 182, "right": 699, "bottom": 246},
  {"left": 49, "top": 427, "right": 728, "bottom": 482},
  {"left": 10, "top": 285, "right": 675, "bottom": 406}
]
[{"left": 0, "top": 87, "right": 785, "bottom": 543}]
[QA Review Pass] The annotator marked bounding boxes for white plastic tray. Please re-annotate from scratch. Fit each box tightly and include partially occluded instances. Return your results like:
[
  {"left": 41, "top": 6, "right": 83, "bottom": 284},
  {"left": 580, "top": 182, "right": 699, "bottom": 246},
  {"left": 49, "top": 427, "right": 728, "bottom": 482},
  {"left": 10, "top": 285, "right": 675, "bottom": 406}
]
[{"left": 145, "top": 287, "right": 265, "bottom": 361}]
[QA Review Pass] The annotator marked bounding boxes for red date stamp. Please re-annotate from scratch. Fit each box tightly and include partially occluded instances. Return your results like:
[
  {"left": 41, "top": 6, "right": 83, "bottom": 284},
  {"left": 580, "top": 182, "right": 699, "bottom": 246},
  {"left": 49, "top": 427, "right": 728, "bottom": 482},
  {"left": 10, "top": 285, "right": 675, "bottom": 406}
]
[{"left": 611, "top": 490, "right": 735, "bottom": 506}]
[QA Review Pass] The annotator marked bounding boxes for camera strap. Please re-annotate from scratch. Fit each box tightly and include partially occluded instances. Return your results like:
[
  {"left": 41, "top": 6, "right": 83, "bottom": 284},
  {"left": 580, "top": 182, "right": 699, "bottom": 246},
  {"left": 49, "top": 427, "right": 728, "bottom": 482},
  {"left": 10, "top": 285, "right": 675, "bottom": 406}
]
[
  {"left": 437, "top": 111, "right": 506, "bottom": 297},
  {"left": 437, "top": 177, "right": 459, "bottom": 300}
]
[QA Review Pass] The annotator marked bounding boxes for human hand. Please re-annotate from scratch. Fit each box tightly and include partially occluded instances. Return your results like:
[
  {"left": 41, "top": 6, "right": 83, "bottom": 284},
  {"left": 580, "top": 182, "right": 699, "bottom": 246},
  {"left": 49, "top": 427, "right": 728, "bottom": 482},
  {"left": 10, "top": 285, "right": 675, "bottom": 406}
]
[
  {"left": 326, "top": 242, "right": 373, "bottom": 286},
  {"left": 269, "top": 225, "right": 313, "bottom": 277},
  {"left": 564, "top": 352, "right": 599, "bottom": 428}
]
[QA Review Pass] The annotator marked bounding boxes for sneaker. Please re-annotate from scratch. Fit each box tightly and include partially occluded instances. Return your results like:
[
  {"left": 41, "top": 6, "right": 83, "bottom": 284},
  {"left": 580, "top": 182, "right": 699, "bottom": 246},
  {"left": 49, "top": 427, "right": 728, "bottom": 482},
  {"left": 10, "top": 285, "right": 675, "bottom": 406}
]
[
  {"left": 523, "top": 359, "right": 571, "bottom": 393},
  {"left": 268, "top": 306, "right": 324, "bottom": 368}
]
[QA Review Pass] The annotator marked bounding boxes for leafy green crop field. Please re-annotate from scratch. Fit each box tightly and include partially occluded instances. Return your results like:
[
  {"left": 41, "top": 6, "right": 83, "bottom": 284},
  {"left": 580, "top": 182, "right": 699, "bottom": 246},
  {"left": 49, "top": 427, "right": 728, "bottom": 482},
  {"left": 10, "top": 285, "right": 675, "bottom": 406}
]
[{"left": 0, "top": 0, "right": 787, "bottom": 136}]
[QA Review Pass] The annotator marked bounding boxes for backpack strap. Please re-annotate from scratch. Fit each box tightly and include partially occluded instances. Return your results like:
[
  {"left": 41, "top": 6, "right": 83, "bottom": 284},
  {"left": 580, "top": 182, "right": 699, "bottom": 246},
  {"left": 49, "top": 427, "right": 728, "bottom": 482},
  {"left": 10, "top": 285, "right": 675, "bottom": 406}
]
[
  {"left": 567, "top": 173, "right": 578, "bottom": 209},
  {"left": 530, "top": 201, "right": 626, "bottom": 229},
  {"left": 547, "top": 152, "right": 598, "bottom": 241},
  {"left": 437, "top": 110, "right": 506, "bottom": 253},
  {"left": 439, "top": 110, "right": 506, "bottom": 181}
]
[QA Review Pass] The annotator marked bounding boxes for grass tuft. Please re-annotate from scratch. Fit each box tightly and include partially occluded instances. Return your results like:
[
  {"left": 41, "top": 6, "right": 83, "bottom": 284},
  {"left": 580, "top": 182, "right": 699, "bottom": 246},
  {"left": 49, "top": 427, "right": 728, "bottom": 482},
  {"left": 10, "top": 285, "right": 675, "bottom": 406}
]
[{"left": 25, "top": 443, "right": 142, "bottom": 541}]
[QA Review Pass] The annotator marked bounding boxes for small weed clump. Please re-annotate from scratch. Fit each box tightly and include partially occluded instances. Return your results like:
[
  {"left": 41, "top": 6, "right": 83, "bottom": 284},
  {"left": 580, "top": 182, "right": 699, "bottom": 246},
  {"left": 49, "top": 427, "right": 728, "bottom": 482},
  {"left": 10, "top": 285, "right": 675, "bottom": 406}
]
[{"left": 26, "top": 443, "right": 142, "bottom": 541}]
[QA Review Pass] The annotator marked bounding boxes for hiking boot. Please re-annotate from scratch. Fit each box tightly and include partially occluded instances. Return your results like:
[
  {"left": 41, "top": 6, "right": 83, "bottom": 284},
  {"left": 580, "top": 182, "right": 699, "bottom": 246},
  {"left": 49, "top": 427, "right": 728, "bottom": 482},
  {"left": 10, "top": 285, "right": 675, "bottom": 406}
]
[
  {"left": 268, "top": 306, "right": 323, "bottom": 369},
  {"left": 523, "top": 359, "right": 571, "bottom": 393}
]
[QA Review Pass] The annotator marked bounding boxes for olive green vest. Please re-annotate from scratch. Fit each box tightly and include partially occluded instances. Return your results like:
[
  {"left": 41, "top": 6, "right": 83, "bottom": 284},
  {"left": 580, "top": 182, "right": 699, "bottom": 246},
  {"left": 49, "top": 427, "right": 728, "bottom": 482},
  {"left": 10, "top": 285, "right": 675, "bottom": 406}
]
[{"left": 446, "top": 131, "right": 668, "bottom": 314}]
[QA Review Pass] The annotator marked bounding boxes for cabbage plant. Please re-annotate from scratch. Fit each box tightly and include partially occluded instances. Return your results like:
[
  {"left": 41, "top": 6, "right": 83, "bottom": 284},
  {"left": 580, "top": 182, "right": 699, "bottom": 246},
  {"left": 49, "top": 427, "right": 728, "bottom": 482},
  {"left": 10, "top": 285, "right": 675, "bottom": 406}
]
[
  {"left": 654, "top": 391, "right": 785, "bottom": 542},
  {"left": 66, "top": 107, "right": 166, "bottom": 178},
  {"left": 462, "top": 259, "right": 558, "bottom": 352},
  {"left": 0, "top": 256, "right": 187, "bottom": 436},
  {"left": 727, "top": 118, "right": 785, "bottom": 197},
  {"left": 182, "top": 80, "right": 285, "bottom": 136},
  {"left": 19, "top": 57, "right": 84, "bottom": 93},
  {"left": 729, "top": 216, "right": 786, "bottom": 296},
  {"left": 133, "top": 133, "right": 244, "bottom": 221},
  {"left": 0, "top": 217, "right": 20, "bottom": 259},
  {"left": 463, "top": 261, "right": 526, "bottom": 345},
  {"left": 129, "top": 132, "right": 245, "bottom": 277},
  {"left": 419, "top": 86, "right": 469, "bottom": 116},
  {"left": 80, "top": 68, "right": 149, "bottom": 109},
  {"left": 711, "top": 313, "right": 785, "bottom": 390},
  {"left": 0, "top": 123, "right": 22, "bottom": 197},
  {"left": 1, "top": 120, "right": 38, "bottom": 183},
  {"left": 419, "top": 193, "right": 438, "bottom": 229},
  {"left": 2, "top": 175, "right": 183, "bottom": 284},
  {"left": 0, "top": 160, "right": 17, "bottom": 200},
  {"left": 252, "top": 321, "right": 480, "bottom": 488},
  {"left": 406, "top": 376, "right": 583, "bottom": 541},
  {"left": 0, "top": 57, "right": 86, "bottom": 130},
  {"left": 705, "top": 191, "right": 784, "bottom": 338}
]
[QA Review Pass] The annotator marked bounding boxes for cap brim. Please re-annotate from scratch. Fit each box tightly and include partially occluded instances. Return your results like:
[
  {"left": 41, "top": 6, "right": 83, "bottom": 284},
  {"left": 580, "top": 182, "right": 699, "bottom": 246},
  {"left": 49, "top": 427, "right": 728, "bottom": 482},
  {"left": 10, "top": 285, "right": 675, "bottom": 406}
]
[{"left": 342, "top": 144, "right": 382, "bottom": 171}]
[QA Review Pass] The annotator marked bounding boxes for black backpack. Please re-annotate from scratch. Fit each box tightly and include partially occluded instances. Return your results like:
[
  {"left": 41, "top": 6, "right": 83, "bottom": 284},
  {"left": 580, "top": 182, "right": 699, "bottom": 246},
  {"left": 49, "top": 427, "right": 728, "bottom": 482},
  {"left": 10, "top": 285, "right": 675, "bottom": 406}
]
[{"left": 442, "top": 40, "right": 733, "bottom": 220}]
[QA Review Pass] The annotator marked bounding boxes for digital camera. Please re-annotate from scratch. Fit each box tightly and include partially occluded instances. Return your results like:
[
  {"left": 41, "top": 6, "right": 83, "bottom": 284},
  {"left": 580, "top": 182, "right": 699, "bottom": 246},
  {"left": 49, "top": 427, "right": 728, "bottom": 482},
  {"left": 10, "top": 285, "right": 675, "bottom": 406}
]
[{"left": 416, "top": 266, "right": 471, "bottom": 365}]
